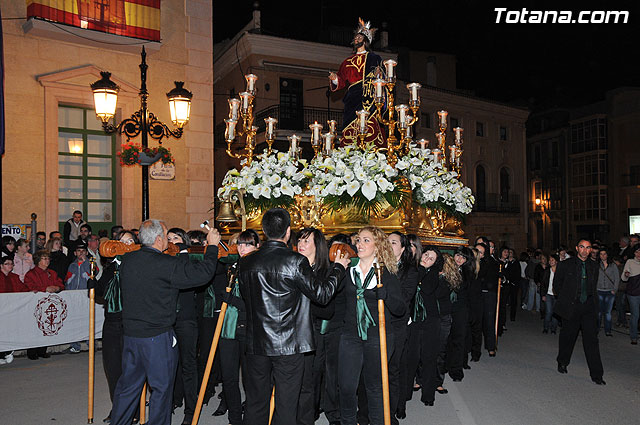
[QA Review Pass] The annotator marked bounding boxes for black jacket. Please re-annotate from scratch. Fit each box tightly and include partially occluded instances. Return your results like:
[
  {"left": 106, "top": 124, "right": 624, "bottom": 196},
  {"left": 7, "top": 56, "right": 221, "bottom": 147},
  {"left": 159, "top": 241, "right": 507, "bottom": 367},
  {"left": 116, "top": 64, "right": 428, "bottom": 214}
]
[
  {"left": 238, "top": 240, "right": 345, "bottom": 356},
  {"left": 119, "top": 245, "right": 219, "bottom": 338},
  {"left": 553, "top": 257, "right": 598, "bottom": 319},
  {"left": 478, "top": 256, "right": 499, "bottom": 292}
]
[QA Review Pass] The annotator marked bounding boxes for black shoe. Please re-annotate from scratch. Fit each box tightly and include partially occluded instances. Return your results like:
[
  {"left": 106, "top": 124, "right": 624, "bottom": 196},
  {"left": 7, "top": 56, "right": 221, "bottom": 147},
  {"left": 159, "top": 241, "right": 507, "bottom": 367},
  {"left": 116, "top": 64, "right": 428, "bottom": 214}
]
[
  {"left": 551, "top": 330, "right": 557, "bottom": 334},
  {"left": 423, "top": 400, "right": 434, "bottom": 406},
  {"left": 102, "top": 414, "right": 111, "bottom": 423},
  {"left": 181, "top": 416, "right": 193, "bottom": 425},
  {"left": 605, "top": 332, "right": 612, "bottom": 337},
  {"left": 470, "top": 356, "right": 480, "bottom": 362},
  {"left": 27, "top": 354, "right": 39, "bottom": 360},
  {"left": 557, "top": 363, "right": 568, "bottom": 374},
  {"left": 463, "top": 364, "right": 471, "bottom": 370},
  {"left": 395, "top": 408, "right": 406, "bottom": 419},
  {"left": 543, "top": 329, "right": 548, "bottom": 334},
  {"left": 436, "top": 387, "right": 448, "bottom": 394},
  {"left": 489, "top": 351, "right": 496, "bottom": 357},
  {"left": 453, "top": 378, "right": 462, "bottom": 382},
  {"left": 592, "top": 377, "right": 606, "bottom": 385},
  {"left": 412, "top": 384, "right": 421, "bottom": 392}
]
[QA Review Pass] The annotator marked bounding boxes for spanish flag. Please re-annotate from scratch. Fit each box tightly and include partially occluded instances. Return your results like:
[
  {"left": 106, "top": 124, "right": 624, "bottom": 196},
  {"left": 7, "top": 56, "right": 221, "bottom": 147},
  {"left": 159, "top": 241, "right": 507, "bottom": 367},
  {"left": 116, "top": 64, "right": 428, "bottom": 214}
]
[{"left": 26, "top": 0, "right": 161, "bottom": 42}]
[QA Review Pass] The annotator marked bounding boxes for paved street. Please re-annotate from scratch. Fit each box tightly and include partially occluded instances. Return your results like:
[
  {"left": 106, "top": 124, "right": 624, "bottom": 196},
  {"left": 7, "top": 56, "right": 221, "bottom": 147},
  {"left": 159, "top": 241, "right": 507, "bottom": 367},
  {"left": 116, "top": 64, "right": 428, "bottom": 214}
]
[{"left": 1, "top": 311, "right": 639, "bottom": 425}]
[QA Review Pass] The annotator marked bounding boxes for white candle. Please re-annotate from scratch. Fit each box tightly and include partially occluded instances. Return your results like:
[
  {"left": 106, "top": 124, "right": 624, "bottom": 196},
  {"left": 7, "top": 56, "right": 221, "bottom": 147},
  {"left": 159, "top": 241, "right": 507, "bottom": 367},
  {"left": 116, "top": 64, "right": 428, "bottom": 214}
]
[
  {"left": 228, "top": 98, "right": 240, "bottom": 120},
  {"left": 356, "top": 109, "right": 369, "bottom": 135},
  {"left": 418, "top": 139, "right": 428, "bottom": 151},
  {"left": 383, "top": 59, "right": 397, "bottom": 82},
  {"left": 265, "top": 117, "right": 277, "bottom": 140},
  {"left": 433, "top": 148, "right": 442, "bottom": 166},
  {"left": 454, "top": 127, "right": 463, "bottom": 143},
  {"left": 373, "top": 79, "right": 386, "bottom": 101},
  {"left": 309, "top": 122, "right": 323, "bottom": 146},
  {"left": 327, "top": 120, "right": 337, "bottom": 134},
  {"left": 437, "top": 110, "right": 448, "bottom": 127},
  {"left": 322, "top": 132, "right": 334, "bottom": 154},
  {"left": 224, "top": 119, "right": 237, "bottom": 141},
  {"left": 245, "top": 74, "right": 258, "bottom": 94},
  {"left": 288, "top": 135, "right": 300, "bottom": 154},
  {"left": 406, "top": 83, "right": 421, "bottom": 104},
  {"left": 449, "top": 145, "right": 457, "bottom": 163},
  {"left": 395, "top": 104, "right": 409, "bottom": 128},
  {"left": 239, "top": 92, "right": 253, "bottom": 114}
]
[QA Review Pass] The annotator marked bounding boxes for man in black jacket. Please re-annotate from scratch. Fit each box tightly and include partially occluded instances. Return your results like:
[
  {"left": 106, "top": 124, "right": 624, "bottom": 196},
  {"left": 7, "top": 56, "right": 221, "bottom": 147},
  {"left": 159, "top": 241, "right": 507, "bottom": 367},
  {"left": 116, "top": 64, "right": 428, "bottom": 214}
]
[
  {"left": 238, "top": 208, "right": 349, "bottom": 425},
  {"left": 110, "top": 219, "right": 221, "bottom": 425},
  {"left": 554, "top": 239, "right": 605, "bottom": 385}
]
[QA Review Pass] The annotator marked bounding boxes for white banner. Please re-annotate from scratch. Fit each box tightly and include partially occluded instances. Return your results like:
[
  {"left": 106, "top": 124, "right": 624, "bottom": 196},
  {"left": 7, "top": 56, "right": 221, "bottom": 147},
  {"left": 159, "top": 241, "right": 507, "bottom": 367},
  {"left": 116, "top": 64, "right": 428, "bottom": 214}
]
[{"left": 0, "top": 290, "right": 105, "bottom": 351}]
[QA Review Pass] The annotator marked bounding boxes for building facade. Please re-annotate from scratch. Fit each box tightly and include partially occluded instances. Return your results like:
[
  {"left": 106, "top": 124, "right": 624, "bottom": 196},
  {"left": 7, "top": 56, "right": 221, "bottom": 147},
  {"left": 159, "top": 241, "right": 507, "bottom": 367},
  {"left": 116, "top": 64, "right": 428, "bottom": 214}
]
[
  {"left": 213, "top": 15, "right": 530, "bottom": 250},
  {"left": 1, "top": 0, "right": 214, "bottom": 235}
]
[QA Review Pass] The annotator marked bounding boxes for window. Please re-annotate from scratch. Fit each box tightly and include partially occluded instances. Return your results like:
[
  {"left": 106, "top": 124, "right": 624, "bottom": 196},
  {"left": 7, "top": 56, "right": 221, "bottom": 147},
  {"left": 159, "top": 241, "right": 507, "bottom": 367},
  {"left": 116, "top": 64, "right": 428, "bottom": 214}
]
[
  {"left": 58, "top": 106, "right": 116, "bottom": 234},
  {"left": 572, "top": 189, "right": 607, "bottom": 221},
  {"left": 499, "top": 126, "right": 508, "bottom": 141},
  {"left": 475, "top": 165, "right": 486, "bottom": 207},
  {"left": 500, "top": 168, "right": 511, "bottom": 202},
  {"left": 476, "top": 121, "right": 485, "bottom": 137},
  {"left": 571, "top": 153, "right": 607, "bottom": 187},
  {"left": 570, "top": 118, "right": 607, "bottom": 154},
  {"left": 421, "top": 112, "right": 431, "bottom": 128},
  {"left": 280, "top": 78, "right": 303, "bottom": 129}
]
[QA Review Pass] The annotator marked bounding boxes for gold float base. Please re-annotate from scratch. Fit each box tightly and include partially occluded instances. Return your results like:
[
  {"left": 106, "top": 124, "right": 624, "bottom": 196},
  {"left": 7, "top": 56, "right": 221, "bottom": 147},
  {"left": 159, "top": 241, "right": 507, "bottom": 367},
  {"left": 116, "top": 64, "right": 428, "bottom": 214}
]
[{"left": 219, "top": 197, "right": 467, "bottom": 249}]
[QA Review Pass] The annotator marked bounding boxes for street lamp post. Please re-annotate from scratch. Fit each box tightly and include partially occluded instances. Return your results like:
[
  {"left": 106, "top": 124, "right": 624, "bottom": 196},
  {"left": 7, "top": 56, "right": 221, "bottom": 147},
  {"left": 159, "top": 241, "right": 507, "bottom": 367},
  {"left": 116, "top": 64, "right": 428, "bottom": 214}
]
[{"left": 90, "top": 47, "right": 193, "bottom": 221}]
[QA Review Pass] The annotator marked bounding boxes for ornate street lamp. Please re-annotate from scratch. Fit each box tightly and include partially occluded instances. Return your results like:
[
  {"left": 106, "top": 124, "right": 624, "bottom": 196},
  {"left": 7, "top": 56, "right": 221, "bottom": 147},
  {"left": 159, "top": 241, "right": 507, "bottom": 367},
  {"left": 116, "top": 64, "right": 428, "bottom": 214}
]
[{"left": 90, "top": 47, "right": 192, "bottom": 221}]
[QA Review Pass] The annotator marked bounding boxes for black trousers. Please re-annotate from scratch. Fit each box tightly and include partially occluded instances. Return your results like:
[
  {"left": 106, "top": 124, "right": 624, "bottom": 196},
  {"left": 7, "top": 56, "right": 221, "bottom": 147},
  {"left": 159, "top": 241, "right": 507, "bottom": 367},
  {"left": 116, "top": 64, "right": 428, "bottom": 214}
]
[
  {"left": 298, "top": 351, "right": 316, "bottom": 425},
  {"left": 219, "top": 337, "right": 245, "bottom": 425},
  {"left": 174, "top": 319, "right": 198, "bottom": 420},
  {"left": 466, "top": 297, "right": 483, "bottom": 361},
  {"left": 435, "top": 314, "right": 452, "bottom": 388},
  {"left": 482, "top": 291, "right": 497, "bottom": 352},
  {"left": 322, "top": 327, "right": 341, "bottom": 423},
  {"left": 102, "top": 317, "right": 124, "bottom": 403},
  {"left": 197, "top": 315, "right": 220, "bottom": 398},
  {"left": 339, "top": 331, "right": 394, "bottom": 425},
  {"left": 557, "top": 298, "right": 604, "bottom": 379},
  {"left": 446, "top": 305, "right": 468, "bottom": 380},
  {"left": 405, "top": 317, "right": 440, "bottom": 404},
  {"left": 498, "top": 285, "right": 510, "bottom": 335},
  {"left": 509, "top": 283, "right": 519, "bottom": 321},
  {"left": 243, "top": 353, "right": 304, "bottom": 425},
  {"left": 389, "top": 321, "right": 408, "bottom": 424}
]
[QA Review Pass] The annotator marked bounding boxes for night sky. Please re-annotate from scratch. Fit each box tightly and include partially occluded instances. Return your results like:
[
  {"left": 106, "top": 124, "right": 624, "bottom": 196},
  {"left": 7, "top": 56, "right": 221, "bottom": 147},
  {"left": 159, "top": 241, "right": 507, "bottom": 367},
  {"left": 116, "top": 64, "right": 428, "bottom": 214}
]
[{"left": 214, "top": 1, "right": 640, "bottom": 111}]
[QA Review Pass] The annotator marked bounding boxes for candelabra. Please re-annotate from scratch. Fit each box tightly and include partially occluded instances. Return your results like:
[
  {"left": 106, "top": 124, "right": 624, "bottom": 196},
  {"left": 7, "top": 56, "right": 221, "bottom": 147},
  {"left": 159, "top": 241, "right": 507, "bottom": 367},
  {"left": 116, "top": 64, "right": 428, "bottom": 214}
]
[
  {"left": 359, "top": 59, "right": 421, "bottom": 166},
  {"left": 433, "top": 110, "right": 464, "bottom": 176},
  {"left": 225, "top": 74, "right": 276, "bottom": 165}
]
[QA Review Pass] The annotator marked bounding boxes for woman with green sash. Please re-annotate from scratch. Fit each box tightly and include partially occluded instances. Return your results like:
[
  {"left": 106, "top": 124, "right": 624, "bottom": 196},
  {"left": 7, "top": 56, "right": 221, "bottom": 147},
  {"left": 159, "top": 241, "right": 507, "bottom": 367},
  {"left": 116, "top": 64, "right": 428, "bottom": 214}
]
[
  {"left": 216, "top": 229, "right": 258, "bottom": 425},
  {"left": 404, "top": 246, "right": 443, "bottom": 407},
  {"left": 338, "top": 226, "right": 405, "bottom": 425}
]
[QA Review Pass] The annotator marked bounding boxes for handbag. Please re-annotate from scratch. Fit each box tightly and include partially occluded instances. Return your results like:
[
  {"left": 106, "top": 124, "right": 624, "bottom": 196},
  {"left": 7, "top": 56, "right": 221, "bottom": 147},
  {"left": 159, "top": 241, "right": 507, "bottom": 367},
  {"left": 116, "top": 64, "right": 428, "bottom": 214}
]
[{"left": 221, "top": 282, "right": 240, "bottom": 339}]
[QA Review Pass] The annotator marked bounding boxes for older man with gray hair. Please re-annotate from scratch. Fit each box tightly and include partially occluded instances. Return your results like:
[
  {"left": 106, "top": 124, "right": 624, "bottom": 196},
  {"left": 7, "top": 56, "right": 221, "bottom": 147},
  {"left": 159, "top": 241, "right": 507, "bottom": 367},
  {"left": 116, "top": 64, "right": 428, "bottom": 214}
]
[{"left": 110, "top": 219, "right": 221, "bottom": 425}]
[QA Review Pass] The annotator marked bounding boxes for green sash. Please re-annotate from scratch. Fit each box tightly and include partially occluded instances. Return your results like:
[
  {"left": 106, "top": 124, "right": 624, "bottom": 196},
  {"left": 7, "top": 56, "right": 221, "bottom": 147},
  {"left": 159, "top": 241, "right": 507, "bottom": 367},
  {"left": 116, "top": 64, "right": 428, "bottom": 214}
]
[
  {"left": 221, "top": 282, "right": 240, "bottom": 340},
  {"left": 104, "top": 256, "right": 122, "bottom": 314},
  {"left": 320, "top": 319, "right": 330, "bottom": 335},
  {"left": 412, "top": 284, "right": 426, "bottom": 322},
  {"left": 353, "top": 266, "right": 376, "bottom": 341}
]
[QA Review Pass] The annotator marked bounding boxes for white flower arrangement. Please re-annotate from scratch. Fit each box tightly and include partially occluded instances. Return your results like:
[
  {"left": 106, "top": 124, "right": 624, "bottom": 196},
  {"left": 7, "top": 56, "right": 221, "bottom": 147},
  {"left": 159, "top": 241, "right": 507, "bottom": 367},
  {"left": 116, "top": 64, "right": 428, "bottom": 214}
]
[
  {"left": 396, "top": 146, "right": 475, "bottom": 215},
  {"left": 305, "top": 145, "right": 408, "bottom": 219},
  {"left": 217, "top": 149, "right": 307, "bottom": 210}
]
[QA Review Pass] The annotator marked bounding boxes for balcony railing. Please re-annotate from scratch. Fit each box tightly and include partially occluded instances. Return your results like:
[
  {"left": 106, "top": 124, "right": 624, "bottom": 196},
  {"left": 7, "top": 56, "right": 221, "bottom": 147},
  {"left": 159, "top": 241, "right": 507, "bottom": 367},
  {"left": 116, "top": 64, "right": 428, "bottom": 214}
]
[
  {"left": 215, "top": 105, "right": 344, "bottom": 145},
  {"left": 473, "top": 193, "right": 520, "bottom": 213},
  {"left": 622, "top": 174, "right": 640, "bottom": 186}
]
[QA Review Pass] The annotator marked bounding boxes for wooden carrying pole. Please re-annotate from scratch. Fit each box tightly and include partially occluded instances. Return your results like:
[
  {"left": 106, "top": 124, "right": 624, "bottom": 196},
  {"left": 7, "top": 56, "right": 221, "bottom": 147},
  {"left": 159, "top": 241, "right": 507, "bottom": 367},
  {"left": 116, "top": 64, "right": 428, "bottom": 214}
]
[
  {"left": 139, "top": 383, "right": 147, "bottom": 424},
  {"left": 268, "top": 386, "right": 275, "bottom": 424},
  {"left": 87, "top": 258, "right": 96, "bottom": 424},
  {"left": 191, "top": 284, "right": 233, "bottom": 425},
  {"left": 374, "top": 263, "right": 391, "bottom": 425},
  {"left": 494, "top": 264, "right": 503, "bottom": 347}
]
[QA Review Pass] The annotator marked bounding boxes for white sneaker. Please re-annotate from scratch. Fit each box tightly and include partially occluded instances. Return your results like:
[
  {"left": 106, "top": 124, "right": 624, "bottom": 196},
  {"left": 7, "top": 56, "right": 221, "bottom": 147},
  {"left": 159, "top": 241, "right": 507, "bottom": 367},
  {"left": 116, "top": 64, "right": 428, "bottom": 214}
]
[
  {"left": 4, "top": 353, "right": 13, "bottom": 364},
  {"left": 0, "top": 358, "right": 6, "bottom": 365},
  {"left": 69, "top": 347, "right": 81, "bottom": 354}
]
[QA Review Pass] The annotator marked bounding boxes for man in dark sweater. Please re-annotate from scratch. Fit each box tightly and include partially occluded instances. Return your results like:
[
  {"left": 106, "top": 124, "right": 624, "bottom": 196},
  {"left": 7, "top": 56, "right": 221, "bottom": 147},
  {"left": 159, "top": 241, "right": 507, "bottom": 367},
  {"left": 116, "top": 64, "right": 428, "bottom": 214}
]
[
  {"left": 554, "top": 238, "right": 605, "bottom": 385},
  {"left": 110, "top": 219, "right": 221, "bottom": 425}
]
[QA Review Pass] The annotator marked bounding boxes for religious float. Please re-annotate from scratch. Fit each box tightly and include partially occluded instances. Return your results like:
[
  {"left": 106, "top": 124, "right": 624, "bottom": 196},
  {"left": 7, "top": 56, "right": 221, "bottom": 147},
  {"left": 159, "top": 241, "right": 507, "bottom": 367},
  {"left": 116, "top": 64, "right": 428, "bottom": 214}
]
[{"left": 215, "top": 39, "right": 474, "bottom": 248}]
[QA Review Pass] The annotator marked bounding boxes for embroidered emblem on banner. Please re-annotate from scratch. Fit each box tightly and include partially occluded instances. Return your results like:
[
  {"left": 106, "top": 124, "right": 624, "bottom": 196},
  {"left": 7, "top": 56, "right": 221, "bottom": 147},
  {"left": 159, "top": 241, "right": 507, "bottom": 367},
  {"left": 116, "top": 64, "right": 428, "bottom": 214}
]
[{"left": 34, "top": 295, "right": 68, "bottom": 336}]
